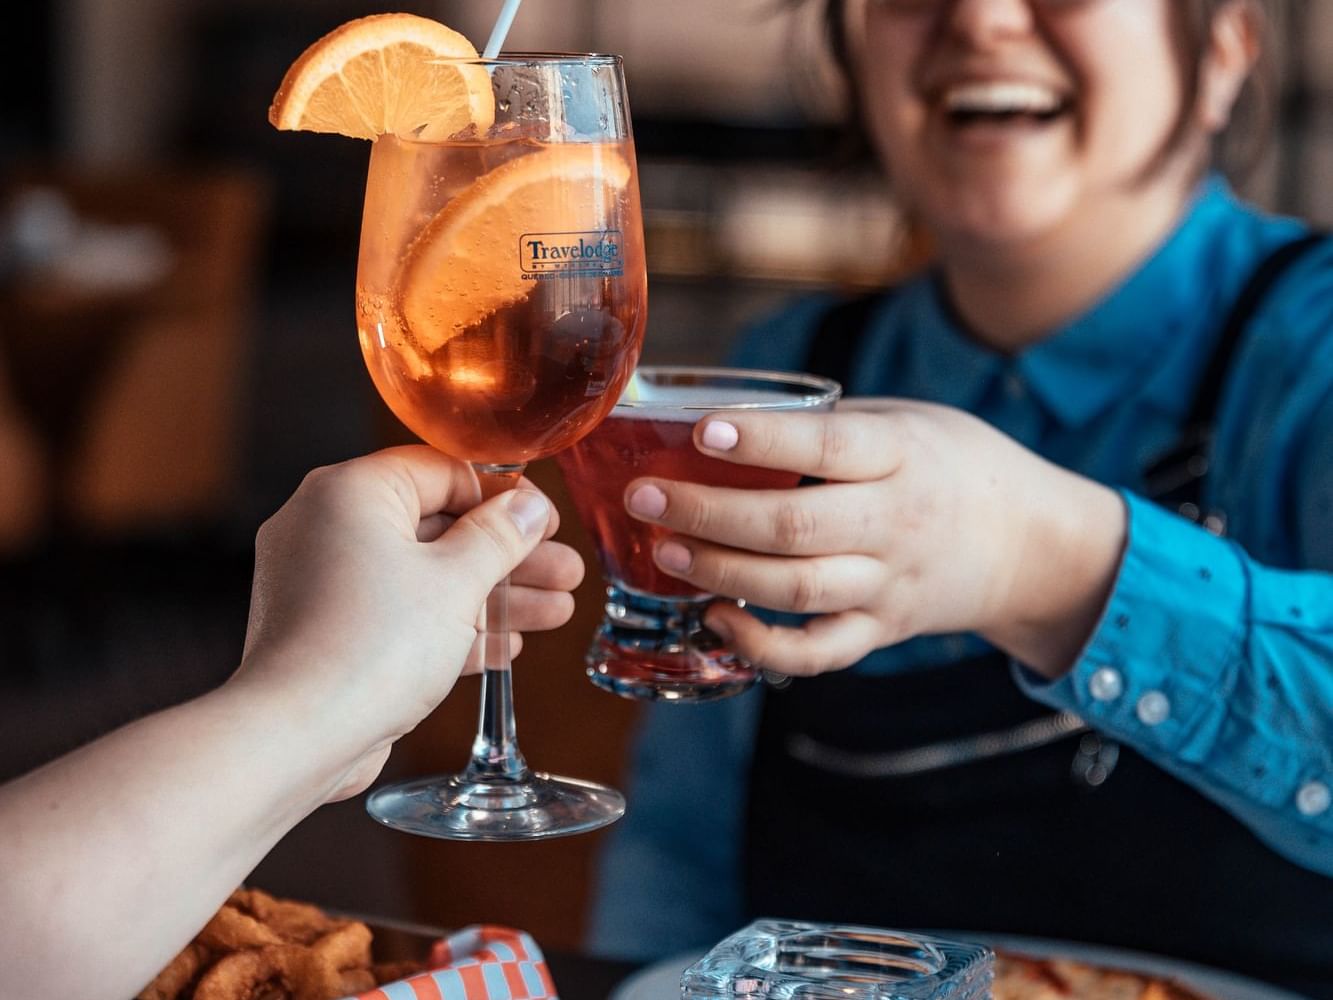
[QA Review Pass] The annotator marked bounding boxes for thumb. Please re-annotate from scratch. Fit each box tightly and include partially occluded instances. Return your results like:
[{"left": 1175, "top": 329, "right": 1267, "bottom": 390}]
[{"left": 434, "top": 488, "right": 552, "bottom": 604}]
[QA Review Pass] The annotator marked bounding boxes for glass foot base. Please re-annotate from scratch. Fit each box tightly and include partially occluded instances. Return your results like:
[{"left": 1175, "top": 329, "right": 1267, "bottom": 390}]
[
  {"left": 586, "top": 582, "right": 759, "bottom": 703},
  {"left": 587, "top": 652, "right": 758, "bottom": 702},
  {"left": 366, "top": 772, "right": 625, "bottom": 842}
]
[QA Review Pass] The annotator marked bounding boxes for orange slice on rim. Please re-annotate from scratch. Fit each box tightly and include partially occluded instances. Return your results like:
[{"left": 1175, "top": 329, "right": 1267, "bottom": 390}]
[
  {"left": 267, "top": 13, "right": 494, "bottom": 140},
  {"left": 396, "top": 144, "right": 632, "bottom": 352}
]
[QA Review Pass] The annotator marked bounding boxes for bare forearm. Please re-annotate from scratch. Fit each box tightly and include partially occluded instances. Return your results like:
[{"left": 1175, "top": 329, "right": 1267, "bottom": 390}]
[
  {"left": 0, "top": 679, "right": 348, "bottom": 1000},
  {"left": 982, "top": 472, "right": 1127, "bottom": 679}
]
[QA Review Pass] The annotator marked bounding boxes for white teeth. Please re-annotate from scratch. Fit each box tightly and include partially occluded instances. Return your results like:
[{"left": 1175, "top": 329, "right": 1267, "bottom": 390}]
[{"left": 943, "top": 81, "right": 1064, "bottom": 115}]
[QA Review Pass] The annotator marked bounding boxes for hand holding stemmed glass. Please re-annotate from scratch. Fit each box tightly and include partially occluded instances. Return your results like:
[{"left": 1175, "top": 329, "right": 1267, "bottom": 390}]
[{"left": 353, "top": 53, "right": 647, "bottom": 840}]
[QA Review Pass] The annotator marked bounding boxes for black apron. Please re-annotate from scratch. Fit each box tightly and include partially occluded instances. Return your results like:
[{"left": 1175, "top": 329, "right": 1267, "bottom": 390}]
[{"left": 743, "top": 235, "right": 1333, "bottom": 998}]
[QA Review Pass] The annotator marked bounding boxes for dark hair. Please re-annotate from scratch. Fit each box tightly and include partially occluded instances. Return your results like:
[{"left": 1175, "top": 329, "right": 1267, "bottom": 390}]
[
  {"left": 813, "top": 0, "right": 1276, "bottom": 181},
  {"left": 1170, "top": 0, "right": 1275, "bottom": 178}
]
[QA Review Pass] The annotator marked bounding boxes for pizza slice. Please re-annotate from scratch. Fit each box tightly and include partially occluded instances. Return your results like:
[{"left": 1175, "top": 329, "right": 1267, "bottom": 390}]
[{"left": 993, "top": 952, "right": 1215, "bottom": 1000}]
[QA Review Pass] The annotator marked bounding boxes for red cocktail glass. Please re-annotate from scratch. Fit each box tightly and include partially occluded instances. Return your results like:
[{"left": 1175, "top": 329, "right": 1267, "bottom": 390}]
[{"left": 556, "top": 366, "right": 841, "bottom": 702}]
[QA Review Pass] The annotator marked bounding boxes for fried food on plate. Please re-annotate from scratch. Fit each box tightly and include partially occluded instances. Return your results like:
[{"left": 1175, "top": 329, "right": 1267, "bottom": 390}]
[
  {"left": 993, "top": 952, "right": 1215, "bottom": 1000},
  {"left": 135, "top": 888, "right": 422, "bottom": 1000},
  {"left": 229, "top": 890, "right": 335, "bottom": 948},
  {"left": 191, "top": 945, "right": 306, "bottom": 1000},
  {"left": 138, "top": 943, "right": 211, "bottom": 1000}
]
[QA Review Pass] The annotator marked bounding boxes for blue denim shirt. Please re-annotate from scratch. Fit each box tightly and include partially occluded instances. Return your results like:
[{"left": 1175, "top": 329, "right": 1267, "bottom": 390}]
[{"left": 588, "top": 180, "right": 1333, "bottom": 960}]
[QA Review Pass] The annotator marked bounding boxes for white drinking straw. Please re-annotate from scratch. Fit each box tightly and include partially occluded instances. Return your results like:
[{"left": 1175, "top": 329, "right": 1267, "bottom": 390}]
[{"left": 483, "top": 0, "right": 523, "bottom": 58}]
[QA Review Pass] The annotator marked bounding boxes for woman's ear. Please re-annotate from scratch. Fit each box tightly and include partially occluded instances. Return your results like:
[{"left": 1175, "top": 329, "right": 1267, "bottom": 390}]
[{"left": 1198, "top": 0, "right": 1263, "bottom": 133}]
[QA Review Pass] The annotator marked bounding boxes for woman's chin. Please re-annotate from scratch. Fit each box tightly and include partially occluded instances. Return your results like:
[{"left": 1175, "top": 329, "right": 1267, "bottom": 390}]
[{"left": 928, "top": 192, "right": 1075, "bottom": 256}]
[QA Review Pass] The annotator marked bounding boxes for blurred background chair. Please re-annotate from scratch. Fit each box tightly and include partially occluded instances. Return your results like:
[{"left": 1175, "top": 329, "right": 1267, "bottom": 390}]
[
  {"left": 0, "top": 355, "right": 48, "bottom": 550},
  {"left": 0, "top": 167, "right": 266, "bottom": 538}
]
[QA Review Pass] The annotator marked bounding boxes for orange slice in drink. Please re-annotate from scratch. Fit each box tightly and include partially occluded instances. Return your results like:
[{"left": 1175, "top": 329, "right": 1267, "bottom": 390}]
[
  {"left": 396, "top": 145, "right": 632, "bottom": 352},
  {"left": 267, "top": 13, "right": 494, "bottom": 140}
]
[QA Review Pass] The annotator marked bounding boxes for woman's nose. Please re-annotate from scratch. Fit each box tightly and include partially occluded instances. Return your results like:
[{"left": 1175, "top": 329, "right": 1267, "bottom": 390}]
[{"left": 943, "top": 0, "right": 1039, "bottom": 44}]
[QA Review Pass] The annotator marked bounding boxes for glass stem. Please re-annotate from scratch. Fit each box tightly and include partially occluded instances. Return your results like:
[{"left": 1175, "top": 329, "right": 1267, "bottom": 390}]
[{"left": 464, "top": 463, "right": 531, "bottom": 784}]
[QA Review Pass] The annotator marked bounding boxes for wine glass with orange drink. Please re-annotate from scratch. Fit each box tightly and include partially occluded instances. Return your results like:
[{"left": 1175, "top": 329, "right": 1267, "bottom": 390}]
[{"left": 269, "top": 14, "right": 647, "bottom": 839}]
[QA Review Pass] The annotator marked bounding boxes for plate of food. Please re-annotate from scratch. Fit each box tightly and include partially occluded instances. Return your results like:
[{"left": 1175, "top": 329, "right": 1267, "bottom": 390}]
[
  {"left": 609, "top": 936, "right": 1306, "bottom": 1000},
  {"left": 979, "top": 935, "right": 1307, "bottom": 1000},
  {"left": 137, "top": 889, "right": 571, "bottom": 1000},
  {"left": 135, "top": 888, "right": 434, "bottom": 999}
]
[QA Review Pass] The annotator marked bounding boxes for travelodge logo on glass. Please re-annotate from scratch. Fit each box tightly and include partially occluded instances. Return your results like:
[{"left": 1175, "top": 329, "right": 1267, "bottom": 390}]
[{"left": 520, "top": 230, "right": 623, "bottom": 280}]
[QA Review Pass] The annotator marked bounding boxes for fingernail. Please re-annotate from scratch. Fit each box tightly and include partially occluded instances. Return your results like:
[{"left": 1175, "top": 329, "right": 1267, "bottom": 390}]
[
  {"left": 628, "top": 484, "right": 668, "bottom": 519},
  {"left": 701, "top": 420, "right": 739, "bottom": 452},
  {"left": 656, "top": 540, "right": 693, "bottom": 573},
  {"left": 506, "top": 490, "right": 550, "bottom": 538}
]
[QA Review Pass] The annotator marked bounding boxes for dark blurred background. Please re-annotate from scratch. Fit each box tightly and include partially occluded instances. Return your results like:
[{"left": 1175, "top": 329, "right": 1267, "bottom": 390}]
[{"left": 1, "top": 0, "right": 1329, "bottom": 956}]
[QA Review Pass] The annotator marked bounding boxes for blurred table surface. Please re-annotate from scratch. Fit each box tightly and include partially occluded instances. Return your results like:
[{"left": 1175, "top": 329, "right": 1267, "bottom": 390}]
[{"left": 541, "top": 952, "right": 644, "bottom": 1000}]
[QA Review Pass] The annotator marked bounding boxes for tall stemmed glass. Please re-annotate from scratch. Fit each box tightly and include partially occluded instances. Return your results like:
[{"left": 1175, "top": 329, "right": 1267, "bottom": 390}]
[{"left": 355, "top": 55, "right": 646, "bottom": 840}]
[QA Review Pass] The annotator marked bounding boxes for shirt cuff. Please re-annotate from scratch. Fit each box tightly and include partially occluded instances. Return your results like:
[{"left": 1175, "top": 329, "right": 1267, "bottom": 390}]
[{"left": 1014, "top": 489, "right": 1246, "bottom": 766}]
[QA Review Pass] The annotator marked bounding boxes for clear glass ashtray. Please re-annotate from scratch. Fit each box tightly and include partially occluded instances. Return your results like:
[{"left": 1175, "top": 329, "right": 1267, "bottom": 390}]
[{"left": 679, "top": 921, "right": 994, "bottom": 1000}]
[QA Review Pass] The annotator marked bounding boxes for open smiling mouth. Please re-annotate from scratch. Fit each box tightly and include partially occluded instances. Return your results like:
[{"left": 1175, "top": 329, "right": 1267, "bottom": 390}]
[{"left": 940, "top": 81, "right": 1072, "bottom": 127}]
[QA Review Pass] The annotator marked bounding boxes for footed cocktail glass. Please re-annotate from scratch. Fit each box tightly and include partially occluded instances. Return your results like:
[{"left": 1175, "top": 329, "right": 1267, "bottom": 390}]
[
  {"left": 357, "top": 54, "right": 647, "bottom": 840},
  {"left": 555, "top": 366, "right": 840, "bottom": 702}
]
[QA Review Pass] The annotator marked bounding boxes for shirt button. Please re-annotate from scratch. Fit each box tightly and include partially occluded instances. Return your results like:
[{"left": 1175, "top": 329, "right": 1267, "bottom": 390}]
[
  {"left": 1136, "top": 690, "right": 1171, "bottom": 726},
  {"left": 1089, "top": 667, "right": 1124, "bottom": 702},
  {"left": 1297, "top": 781, "right": 1331, "bottom": 817},
  {"left": 1004, "top": 373, "right": 1026, "bottom": 400}
]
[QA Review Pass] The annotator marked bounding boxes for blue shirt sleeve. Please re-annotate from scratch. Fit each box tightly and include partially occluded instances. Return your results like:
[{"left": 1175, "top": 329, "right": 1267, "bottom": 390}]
[
  {"left": 1017, "top": 246, "right": 1333, "bottom": 876},
  {"left": 1015, "top": 484, "right": 1333, "bottom": 874}
]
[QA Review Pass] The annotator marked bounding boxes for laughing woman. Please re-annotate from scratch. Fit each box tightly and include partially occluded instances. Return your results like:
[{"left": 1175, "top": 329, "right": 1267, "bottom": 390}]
[{"left": 590, "top": 1, "right": 1333, "bottom": 995}]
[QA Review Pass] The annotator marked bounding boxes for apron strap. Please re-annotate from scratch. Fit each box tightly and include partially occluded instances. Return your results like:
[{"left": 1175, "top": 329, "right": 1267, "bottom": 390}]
[
  {"left": 1143, "top": 230, "right": 1328, "bottom": 531},
  {"left": 802, "top": 290, "right": 893, "bottom": 385},
  {"left": 1185, "top": 231, "right": 1328, "bottom": 434}
]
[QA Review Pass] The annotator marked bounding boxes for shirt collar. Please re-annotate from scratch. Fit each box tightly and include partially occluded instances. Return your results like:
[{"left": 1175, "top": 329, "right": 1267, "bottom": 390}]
[
  {"left": 1018, "top": 179, "right": 1242, "bottom": 428},
  {"left": 906, "top": 178, "right": 1243, "bottom": 429},
  {"left": 894, "top": 276, "right": 1004, "bottom": 413}
]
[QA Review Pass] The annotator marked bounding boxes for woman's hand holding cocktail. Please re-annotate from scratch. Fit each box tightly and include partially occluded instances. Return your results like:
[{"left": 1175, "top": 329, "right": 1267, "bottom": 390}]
[
  {"left": 624, "top": 401, "right": 1127, "bottom": 681},
  {"left": 233, "top": 445, "right": 582, "bottom": 803}
]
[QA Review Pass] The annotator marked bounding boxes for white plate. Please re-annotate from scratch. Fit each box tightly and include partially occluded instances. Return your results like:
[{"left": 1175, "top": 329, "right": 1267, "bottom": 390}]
[
  {"left": 608, "top": 949, "right": 701, "bottom": 1000},
  {"left": 609, "top": 936, "right": 1308, "bottom": 1000}
]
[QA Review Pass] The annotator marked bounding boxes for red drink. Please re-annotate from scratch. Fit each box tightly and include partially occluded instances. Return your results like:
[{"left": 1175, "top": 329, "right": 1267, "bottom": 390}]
[
  {"left": 556, "top": 370, "right": 841, "bottom": 703},
  {"left": 558, "top": 408, "right": 800, "bottom": 596}
]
